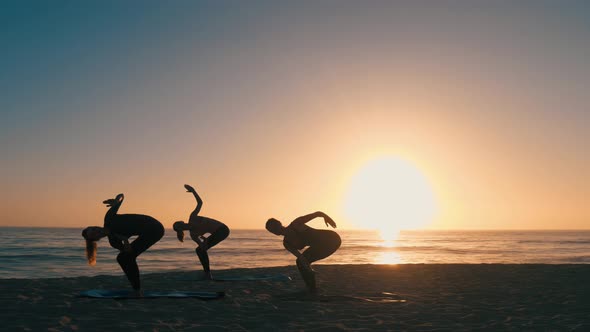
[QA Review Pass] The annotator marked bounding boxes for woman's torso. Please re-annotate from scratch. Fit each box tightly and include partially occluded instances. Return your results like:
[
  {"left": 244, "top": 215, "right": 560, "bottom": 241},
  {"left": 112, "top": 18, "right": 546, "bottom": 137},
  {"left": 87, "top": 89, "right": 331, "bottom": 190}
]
[
  {"left": 104, "top": 214, "right": 163, "bottom": 237},
  {"left": 189, "top": 215, "right": 225, "bottom": 236},
  {"left": 285, "top": 223, "right": 332, "bottom": 250}
]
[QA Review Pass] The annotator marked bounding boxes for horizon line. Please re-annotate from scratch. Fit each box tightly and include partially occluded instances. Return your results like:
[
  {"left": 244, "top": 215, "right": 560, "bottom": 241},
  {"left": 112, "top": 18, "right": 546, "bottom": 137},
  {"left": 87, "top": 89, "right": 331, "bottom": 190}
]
[{"left": 1, "top": 226, "right": 590, "bottom": 231}]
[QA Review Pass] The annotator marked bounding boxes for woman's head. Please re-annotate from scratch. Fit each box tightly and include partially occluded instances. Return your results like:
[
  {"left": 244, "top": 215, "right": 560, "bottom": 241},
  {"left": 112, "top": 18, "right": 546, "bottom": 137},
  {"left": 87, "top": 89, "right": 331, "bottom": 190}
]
[
  {"left": 82, "top": 226, "right": 105, "bottom": 241},
  {"left": 173, "top": 221, "right": 185, "bottom": 242},
  {"left": 81, "top": 226, "right": 104, "bottom": 266},
  {"left": 265, "top": 218, "right": 284, "bottom": 236}
]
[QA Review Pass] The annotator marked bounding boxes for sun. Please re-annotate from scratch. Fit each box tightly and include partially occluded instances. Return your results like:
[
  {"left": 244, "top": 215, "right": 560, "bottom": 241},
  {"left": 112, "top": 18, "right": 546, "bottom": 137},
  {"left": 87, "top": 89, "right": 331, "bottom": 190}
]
[{"left": 343, "top": 156, "right": 437, "bottom": 242}]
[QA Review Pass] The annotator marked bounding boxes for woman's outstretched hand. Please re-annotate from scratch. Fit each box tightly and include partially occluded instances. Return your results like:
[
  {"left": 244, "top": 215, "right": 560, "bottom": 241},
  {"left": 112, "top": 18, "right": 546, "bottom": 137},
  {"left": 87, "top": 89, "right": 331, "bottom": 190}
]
[
  {"left": 324, "top": 215, "right": 337, "bottom": 228},
  {"left": 184, "top": 184, "right": 196, "bottom": 193},
  {"left": 103, "top": 193, "right": 124, "bottom": 207},
  {"left": 103, "top": 199, "right": 117, "bottom": 207}
]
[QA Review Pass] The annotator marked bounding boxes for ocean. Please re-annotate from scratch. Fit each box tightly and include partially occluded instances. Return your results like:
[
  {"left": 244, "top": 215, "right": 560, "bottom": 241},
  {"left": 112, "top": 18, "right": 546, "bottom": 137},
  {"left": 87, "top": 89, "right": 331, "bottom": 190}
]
[{"left": 1, "top": 228, "right": 589, "bottom": 279}]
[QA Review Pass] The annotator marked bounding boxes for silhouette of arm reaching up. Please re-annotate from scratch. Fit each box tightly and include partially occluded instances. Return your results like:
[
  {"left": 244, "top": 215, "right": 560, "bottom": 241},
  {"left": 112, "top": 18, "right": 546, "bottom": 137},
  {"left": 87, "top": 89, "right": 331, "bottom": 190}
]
[
  {"left": 103, "top": 194, "right": 131, "bottom": 252},
  {"left": 184, "top": 184, "right": 203, "bottom": 216},
  {"left": 103, "top": 193, "right": 124, "bottom": 222},
  {"left": 291, "top": 211, "right": 337, "bottom": 229}
]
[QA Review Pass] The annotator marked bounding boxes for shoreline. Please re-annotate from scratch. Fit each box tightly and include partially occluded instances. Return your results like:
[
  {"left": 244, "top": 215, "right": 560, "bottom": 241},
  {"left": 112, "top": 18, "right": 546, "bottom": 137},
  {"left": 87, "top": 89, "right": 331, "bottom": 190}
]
[
  {"left": 2, "top": 262, "right": 590, "bottom": 281},
  {"left": 3, "top": 264, "right": 590, "bottom": 331}
]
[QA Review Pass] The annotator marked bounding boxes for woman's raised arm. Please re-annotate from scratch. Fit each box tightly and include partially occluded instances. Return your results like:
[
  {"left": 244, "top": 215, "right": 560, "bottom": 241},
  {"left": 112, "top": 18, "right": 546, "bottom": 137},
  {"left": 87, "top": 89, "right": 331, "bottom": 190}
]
[
  {"left": 291, "top": 211, "right": 336, "bottom": 228},
  {"left": 103, "top": 193, "right": 124, "bottom": 222},
  {"left": 184, "top": 184, "right": 203, "bottom": 216}
]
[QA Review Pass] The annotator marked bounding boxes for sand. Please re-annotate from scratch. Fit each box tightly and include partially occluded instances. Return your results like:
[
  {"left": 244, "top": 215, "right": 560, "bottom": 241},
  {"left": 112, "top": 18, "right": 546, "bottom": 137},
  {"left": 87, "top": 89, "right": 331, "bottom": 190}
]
[{"left": 2, "top": 264, "right": 590, "bottom": 331}]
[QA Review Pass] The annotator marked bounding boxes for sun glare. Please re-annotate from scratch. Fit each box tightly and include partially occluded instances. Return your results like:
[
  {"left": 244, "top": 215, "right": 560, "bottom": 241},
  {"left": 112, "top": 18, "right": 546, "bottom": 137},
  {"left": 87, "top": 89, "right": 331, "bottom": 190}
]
[
  {"left": 344, "top": 156, "right": 437, "bottom": 243},
  {"left": 375, "top": 251, "right": 403, "bottom": 265}
]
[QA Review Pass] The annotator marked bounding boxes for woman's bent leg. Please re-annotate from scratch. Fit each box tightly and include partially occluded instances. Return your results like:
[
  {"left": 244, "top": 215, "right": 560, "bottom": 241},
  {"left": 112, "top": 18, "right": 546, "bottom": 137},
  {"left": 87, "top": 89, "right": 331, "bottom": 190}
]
[
  {"left": 122, "top": 224, "right": 164, "bottom": 290},
  {"left": 303, "top": 231, "right": 342, "bottom": 263},
  {"left": 131, "top": 224, "right": 165, "bottom": 256},
  {"left": 296, "top": 257, "right": 317, "bottom": 292},
  {"left": 298, "top": 231, "right": 341, "bottom": 292},
  {"left": 117, "top": 252, "right": 140, "bottom": 290},
  {"left": 196, "top": 225, "right": 229, "bottom": 279},
  {"left": 195, "top": 247, "right": 211, "bottom": 279},
  {"left": 206, "top": 225, "right": 230, "bottom": 249}
]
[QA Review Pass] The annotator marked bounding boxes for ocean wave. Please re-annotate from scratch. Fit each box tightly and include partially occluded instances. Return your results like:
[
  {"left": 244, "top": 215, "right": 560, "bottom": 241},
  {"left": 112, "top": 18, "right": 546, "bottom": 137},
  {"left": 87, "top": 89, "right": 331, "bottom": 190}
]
[
  {"left": 2, "top": 229, "right": 590, "bottom": 279},
  {"left": 0, "top": 253, "right": 82, "bottom": 260},
  {"left": 517, "top": 240, "right": 590, "bottom": 245},
  {"left": 568, "top": 256, "right": 590, "bottom": 263},
  {"left": 341, "top": 245, "right": 527, "bottom": 255}
]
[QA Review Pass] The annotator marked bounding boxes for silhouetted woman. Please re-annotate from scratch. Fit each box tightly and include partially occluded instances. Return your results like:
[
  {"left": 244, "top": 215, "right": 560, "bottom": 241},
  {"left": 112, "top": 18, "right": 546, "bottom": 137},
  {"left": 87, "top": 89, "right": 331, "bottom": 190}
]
[
  {"left": 173, "top": 184, "right": 230, "bottom": 280},
  {"left": 82, "top": 193, "right": 164, "bottom": 295},
  {"left": 266, "top": 211, "right": 341, "bottom": 292}
]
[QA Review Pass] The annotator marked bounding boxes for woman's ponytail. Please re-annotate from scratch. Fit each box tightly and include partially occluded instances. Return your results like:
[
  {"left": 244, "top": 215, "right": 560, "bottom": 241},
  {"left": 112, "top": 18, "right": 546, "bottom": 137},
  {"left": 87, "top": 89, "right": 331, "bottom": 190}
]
[
  {"left": 85, "top": 239, "right": 97, "bottom": 265},
  {"left": 82, "top": 228, "right": 97, "bottom": 266}
]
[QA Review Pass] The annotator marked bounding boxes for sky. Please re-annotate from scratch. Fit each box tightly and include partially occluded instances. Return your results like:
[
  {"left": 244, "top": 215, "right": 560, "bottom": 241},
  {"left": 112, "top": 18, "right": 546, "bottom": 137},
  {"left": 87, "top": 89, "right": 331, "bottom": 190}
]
[{"left": 1, "top": 1, "right": 589, "bottom": 230}]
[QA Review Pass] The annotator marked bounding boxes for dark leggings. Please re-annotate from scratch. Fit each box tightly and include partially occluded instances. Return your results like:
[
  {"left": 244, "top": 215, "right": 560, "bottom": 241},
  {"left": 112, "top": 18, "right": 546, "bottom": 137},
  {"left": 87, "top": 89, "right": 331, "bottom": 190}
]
[
  {"left": 297, "top": 230, "right": 341, "bottom": 291},
  {"left": 195, "top": 224, "right": 230, "bottom": 273},
  {"left": 302, "top": 230, "right": 341, "bottom": 263},
  {"left": 116, "top": 224, "right": 165, "bottom": 290}
]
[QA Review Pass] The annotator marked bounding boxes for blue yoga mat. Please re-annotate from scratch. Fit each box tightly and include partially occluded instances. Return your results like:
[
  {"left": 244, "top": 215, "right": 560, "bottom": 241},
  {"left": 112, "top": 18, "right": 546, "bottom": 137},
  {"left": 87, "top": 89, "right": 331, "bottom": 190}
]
[
  {"left": 78, "top": 289, "right": 225, "bottom": 299},
  {"left": 213, "top": 274, "right": 292, "bottom": 282}
]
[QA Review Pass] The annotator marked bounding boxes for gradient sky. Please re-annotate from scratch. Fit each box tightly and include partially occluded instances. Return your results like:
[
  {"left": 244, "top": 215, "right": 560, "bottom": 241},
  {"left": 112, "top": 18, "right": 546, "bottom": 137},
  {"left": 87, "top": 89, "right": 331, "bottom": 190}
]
[{"left": 1, "top": 1, "right": 589, "bottom": 229}]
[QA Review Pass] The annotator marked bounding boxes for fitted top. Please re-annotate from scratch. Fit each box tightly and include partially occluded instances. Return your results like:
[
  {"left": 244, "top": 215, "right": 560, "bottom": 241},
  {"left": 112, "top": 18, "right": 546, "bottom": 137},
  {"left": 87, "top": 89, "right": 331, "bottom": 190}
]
[
  {"left": 104, "top": 213, "right": 163, "bottom": 250},
  {"left": 104, "top": 214, "right": 162, "bottom": 238},
  {"left": 284, "top": 224, "right": 326, "bottom": 250}
]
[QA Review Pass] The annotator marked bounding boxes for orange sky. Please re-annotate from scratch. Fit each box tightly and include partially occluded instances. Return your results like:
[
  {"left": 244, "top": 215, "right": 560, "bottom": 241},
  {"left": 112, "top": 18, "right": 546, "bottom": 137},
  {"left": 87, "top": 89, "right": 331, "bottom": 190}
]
[{"left": 1, "top": 2, "right": 588, "bottom": 230}]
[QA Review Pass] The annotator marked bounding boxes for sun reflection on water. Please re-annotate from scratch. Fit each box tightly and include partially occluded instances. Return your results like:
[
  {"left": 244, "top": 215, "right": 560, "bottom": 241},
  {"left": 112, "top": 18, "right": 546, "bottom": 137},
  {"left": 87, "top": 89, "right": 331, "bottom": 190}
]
[
  {"left": 375, "top": 230, "right": 403, "bottom": 264},
  {"left": 379, "top": 229, "right": 400, "bottom": 245},
  {"left": 375, "top": 251, "right": 402, "bottom": 264}
]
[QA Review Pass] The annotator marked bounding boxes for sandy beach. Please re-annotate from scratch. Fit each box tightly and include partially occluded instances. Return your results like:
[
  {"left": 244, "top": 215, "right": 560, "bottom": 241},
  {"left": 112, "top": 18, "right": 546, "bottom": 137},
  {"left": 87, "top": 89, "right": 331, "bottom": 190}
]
[{"left": 2, "top": 264, "right": 589, "bottom": 331}]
